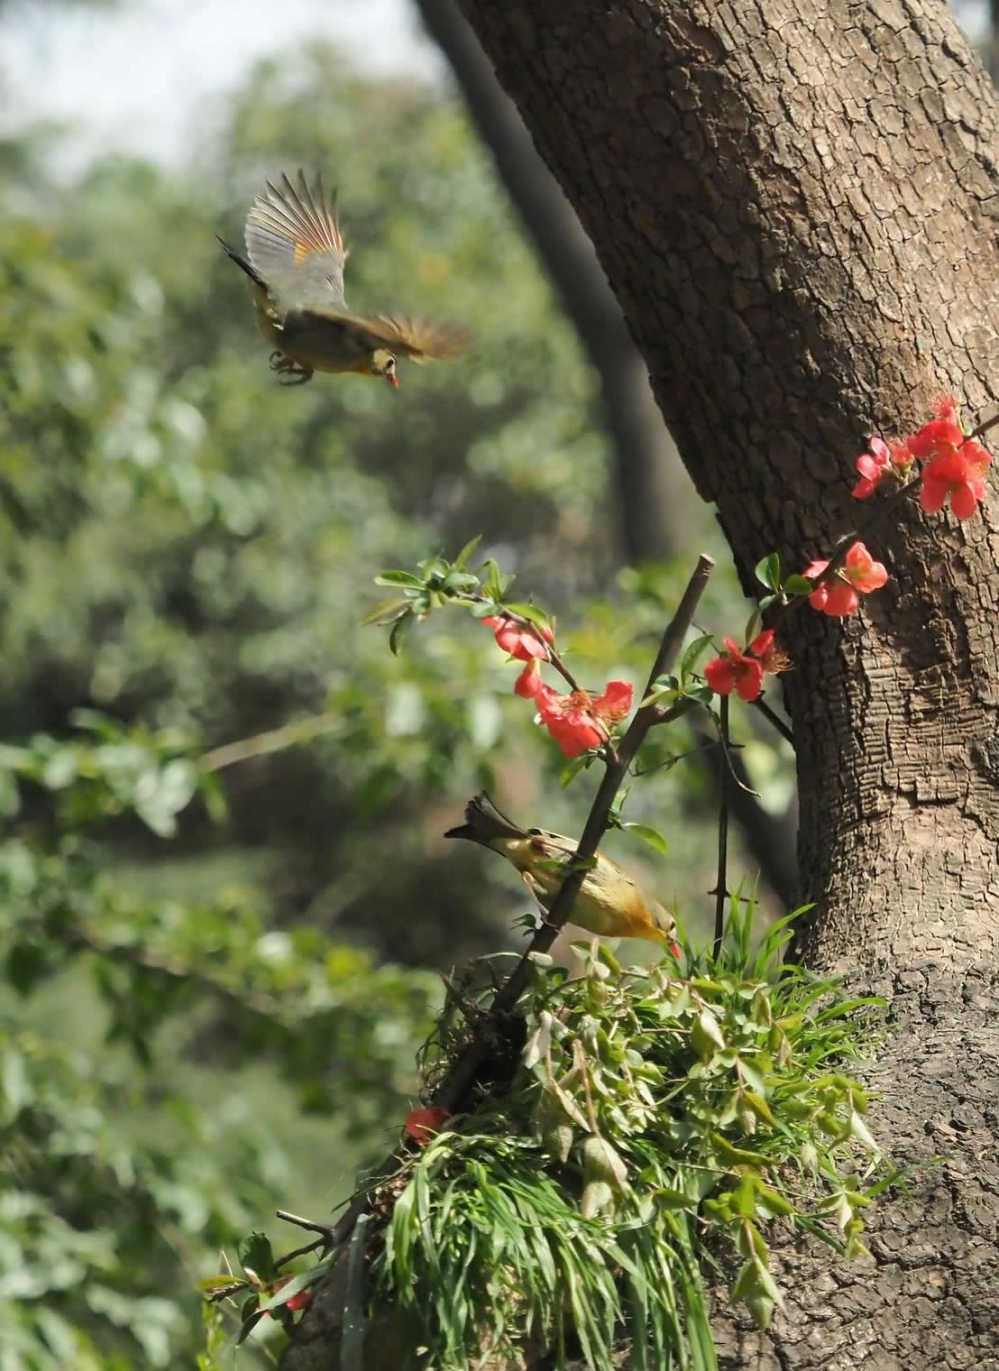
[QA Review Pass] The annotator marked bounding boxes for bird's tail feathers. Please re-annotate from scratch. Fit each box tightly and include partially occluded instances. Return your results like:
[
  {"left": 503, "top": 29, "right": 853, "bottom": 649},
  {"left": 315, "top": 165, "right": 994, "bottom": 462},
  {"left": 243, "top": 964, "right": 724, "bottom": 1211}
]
[
  {"left": 444, "top": 792, "right": 527, "bottom": 847},
  {"left": 217, "top": 236, "right": 266, "bottom": 287}
]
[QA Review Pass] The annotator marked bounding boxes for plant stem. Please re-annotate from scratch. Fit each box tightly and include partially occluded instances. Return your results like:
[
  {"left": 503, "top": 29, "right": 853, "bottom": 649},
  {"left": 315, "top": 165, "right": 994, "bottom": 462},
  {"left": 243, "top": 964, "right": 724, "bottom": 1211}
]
[{"left": 713, "top": 694, "right": 730, "bottom": 960}]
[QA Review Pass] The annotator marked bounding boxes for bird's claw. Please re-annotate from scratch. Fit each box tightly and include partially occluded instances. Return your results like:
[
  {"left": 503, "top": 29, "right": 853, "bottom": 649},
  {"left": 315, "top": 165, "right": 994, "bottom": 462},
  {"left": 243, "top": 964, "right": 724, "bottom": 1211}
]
[{"left": 269, "top": 352, "right": 313, "bottom": 385}]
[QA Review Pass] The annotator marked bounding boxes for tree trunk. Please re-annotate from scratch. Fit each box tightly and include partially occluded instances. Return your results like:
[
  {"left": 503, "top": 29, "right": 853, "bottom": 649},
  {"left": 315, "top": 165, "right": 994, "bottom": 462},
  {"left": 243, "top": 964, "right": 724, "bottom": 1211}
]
[{"left": 450, "top": 0, "right": 999, "bottom": 1365}]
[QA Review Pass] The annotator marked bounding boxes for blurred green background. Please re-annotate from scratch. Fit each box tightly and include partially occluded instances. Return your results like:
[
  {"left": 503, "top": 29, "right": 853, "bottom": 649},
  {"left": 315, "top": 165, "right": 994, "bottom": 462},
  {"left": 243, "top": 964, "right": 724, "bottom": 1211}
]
[{"left": 0, "top": 3, "right": 799, "bottom": 1364}]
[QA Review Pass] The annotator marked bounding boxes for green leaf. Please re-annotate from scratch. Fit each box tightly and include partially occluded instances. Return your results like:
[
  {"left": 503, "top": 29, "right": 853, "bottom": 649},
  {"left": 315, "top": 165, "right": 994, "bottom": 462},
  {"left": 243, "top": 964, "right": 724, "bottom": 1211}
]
[
  {"left": 691, "top": 1007, "right": 726, "bottom": 1059},
  {"left": 680, "top": 634, "right": 715, "bottom": 683},
  {"left": 389, "top": 614, "right": 413, "bottom": 656},
  {"left": 502, "top": 602, "right": 552, "bottom": 632},
  {"left": 238, "top": 1232, "right": 275, "bottom": 1281},
  {"left": 466, "top": 599, "right": 499, "bottom": 619},
  {"left": 582, "top": 1135, "right": 629, "bottom": 1193},
  {"left": 482, "top": 559, "right": 515, "bottom": 600},
  {"left": 784, "top": 573, "right": 815, "bottom": 596},
  {"left": 755, "top": 1184, "right": 795, "bottom": 1218},
  {"left": 417, "top": 554, "right": 449, "bottom": 584},
  {"left": 710, "top": 1132, "right": 765, "bottom": 1168},
  {"left": 359, "top": 596, "right": 411, "bottom": 627},
  {"left": 754, "top": 553, "right": 781, "bottom": 591},
  {"left": 197, "top": 1276, "right": 247, "bottom": 1296},
  {"left": 742, "top": 1090, "right": 776, "bottom": 1128},
  {"left": 257, "top": 1261, "right": 329, "bottom": 1313},
  {"left": 559, "top": 754, "right": 592, "bottom": 787},
  {"left": 849, "top": 1110, "right": 881, "bottom": 1154},
  {"left": 67, "top": 707, "right": 122, "bottom": 741},
  {"left": 441, "top": 570, "right": 479, "bottom": 592},
  {"left": 452, "top": 534, "right": 483, "bottom": 569},
  {"left": 621, "top": 823, "right": 669, "bottom": 857},
  {"left": 235, "top": 1306, "right": 264, "bottom": 1346},
  {"left": 374, "top": 570, "right": 426, "bottom": 589}
]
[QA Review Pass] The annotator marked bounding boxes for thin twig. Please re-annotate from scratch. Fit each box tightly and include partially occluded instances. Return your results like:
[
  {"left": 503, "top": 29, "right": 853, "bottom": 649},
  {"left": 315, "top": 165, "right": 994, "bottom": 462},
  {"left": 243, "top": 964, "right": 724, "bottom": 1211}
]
[
  {"left": 272, "top": 1208, "right": 345, "bottom": 1270},
  {"left": 203, "top": 713, "right": 342, "bottom": 773},
  {"left": 273, "top": 1238, "right": 327, "bottom": 1271},
  {"left": 752, "top": 694, "right": 794, "bottom": 745},
  {"left": 969, "top": 411, "right": 999, "bottom": 441},
  {"left": 575, "top": 1039, "right": 600, "bottom": 1136},
  {"left": 275, "top": 1210, "right": 338, "bottom": 1239},
  {"left": 713, "top": 695, "right": 731, "bottom": 960}
]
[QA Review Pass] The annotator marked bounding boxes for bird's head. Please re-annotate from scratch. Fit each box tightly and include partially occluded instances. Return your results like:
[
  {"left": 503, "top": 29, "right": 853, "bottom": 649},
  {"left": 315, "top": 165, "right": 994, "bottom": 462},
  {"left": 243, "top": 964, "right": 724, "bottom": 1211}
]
[{"left": 369, "top": 349, "right": 399, "bottom": 388}]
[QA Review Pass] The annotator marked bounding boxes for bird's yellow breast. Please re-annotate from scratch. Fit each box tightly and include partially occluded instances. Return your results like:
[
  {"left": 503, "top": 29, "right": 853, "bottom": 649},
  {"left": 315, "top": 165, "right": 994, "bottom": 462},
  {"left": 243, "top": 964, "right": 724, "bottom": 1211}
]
[{"left": 489, "top": 834, "right": 667, "bottom": 941}]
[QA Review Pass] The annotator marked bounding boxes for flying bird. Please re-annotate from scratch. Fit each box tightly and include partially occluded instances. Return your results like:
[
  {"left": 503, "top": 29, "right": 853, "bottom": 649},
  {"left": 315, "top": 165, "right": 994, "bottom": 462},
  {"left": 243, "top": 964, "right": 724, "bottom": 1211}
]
[
  {"left": 445, "top": 793, "right": 679, "bottom": 951},
  {"left": 218, "top": 171, "right": 472, "bottom": 388}
]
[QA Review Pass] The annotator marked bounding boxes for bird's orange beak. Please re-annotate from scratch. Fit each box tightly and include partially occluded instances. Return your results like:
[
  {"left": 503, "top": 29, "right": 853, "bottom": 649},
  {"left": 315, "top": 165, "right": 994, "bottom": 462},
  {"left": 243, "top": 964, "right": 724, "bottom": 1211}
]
[{"left": 386, "top": 373, "right": 399, "bottom": 389}]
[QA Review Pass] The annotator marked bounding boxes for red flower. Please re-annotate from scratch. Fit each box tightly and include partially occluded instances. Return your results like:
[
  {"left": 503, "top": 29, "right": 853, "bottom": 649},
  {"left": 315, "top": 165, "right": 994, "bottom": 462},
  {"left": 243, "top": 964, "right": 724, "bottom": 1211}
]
[
  {"left": 405, "top": 1105, "right": 451, "bottom": 1146},
  {"left": 748, "top": 629, "right": 790, "bottom": 676},
  {"left": 704, "top": 638, "right": 765, "bottom": 702},
  {"left": 483, "top": 614, "right": 554, "bottom": 662},
  {"left": 919, "top": 442, "right": 991, "bottom": 520},
  {"left": 515, "top": 661, "right": 543, "bottom": 699},
  {"left": 593, "top": 680, "right": 634, "bottom": 722},
  {"left": 907, "top": 415, "right": 964, "bottom": 463},
  {"left": 851, "top": 437, "right": 913, "bottom": 499},
  {"left": 533, "top": 680, "right": 634, "bottom": 757},
  {"left": 804, "top": 542, "right": 889, "bottom": 618},
  {"left": 852, "top": 437, "right": 892, "bottom": 499}
]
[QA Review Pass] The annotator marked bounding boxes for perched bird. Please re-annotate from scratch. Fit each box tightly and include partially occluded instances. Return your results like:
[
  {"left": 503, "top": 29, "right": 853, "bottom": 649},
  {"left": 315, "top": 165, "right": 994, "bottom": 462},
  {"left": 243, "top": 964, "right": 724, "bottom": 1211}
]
[
  {"left": 218, "top": 170, "right": 472, "bottom": 387},
  {"left": 445, "top": 793, "right": 678, "bottom": 951}
]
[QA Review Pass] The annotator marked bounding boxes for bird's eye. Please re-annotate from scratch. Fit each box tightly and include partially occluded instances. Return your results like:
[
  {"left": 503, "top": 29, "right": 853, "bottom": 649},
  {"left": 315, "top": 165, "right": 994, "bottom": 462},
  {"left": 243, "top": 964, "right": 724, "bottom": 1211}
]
[{"left": 385, "top": 356, "right": 396, "bottom": 376}]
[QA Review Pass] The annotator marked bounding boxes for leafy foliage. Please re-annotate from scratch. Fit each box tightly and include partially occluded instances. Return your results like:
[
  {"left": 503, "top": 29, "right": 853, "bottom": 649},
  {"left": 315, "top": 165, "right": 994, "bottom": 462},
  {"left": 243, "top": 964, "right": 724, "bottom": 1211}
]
[
  {"left": 0, "top": 717, "right": 437, "bottom": 1365},
  {"left": 372, "top": 907, "right": 891, "bottom": 1369}
]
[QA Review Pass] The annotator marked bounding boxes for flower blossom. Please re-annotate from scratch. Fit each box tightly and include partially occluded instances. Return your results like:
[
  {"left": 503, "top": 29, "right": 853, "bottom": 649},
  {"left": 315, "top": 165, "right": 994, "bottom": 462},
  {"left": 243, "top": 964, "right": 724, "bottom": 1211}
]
[
  {"left": 405, "top": 1105, "right": 451, "bottom": 1146},
  {"left": 907, "top": 412, "right": 965, "bottom": 463},
  {"left": 703, "top": 629, "right": 785, "bottom": 703},
  {"left": 483, "top": 613, "right": 554, "bottom": 662},
  {"left": 919, "top": 441, "right": 991, "bottom": 520},
  {"left": 852, "top": 436, "right": 913, "bottom": 499},
  {"left": 804, "top": 541, "right": 889, "bottom": 618},
  {"left": 520, "top": 678, "right": 634, "bottom": 757},
  {"left": 514, "top": 660, "right": 543, "bottom": 699}
]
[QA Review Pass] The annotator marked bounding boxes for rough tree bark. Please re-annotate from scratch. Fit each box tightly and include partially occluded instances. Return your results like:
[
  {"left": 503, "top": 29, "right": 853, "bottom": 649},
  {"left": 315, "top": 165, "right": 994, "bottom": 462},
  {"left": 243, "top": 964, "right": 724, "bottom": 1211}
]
[{"left": 441, "top": 1, "right": 999, "bottom": 1368}]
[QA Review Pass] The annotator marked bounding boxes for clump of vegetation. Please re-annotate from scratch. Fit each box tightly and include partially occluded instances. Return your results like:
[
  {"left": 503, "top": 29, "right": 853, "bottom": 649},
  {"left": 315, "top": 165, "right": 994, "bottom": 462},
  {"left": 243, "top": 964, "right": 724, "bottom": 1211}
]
[{"left": 373, "top": 905, "right": 891, "bottom": 1370}]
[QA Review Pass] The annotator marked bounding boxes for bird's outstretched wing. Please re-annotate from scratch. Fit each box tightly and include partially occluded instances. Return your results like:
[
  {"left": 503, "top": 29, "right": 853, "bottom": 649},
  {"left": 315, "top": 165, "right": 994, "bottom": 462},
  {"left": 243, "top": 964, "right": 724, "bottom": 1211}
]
[
  {"left": 245, "top": 171, "right": 348, "bottom": 310},
  {"left": 298, "top": 308, "right": 474, "bottom": 362}
]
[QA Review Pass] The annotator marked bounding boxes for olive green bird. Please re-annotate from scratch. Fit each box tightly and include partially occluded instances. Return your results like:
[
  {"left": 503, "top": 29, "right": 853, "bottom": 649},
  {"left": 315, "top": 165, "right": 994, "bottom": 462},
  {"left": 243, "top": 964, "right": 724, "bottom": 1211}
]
[
  {"left": 218, "top": 170, "right": 472, "bottom": 387},
  {"left": 445, "top": 793, "right": 679, "bottom": 951}
]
